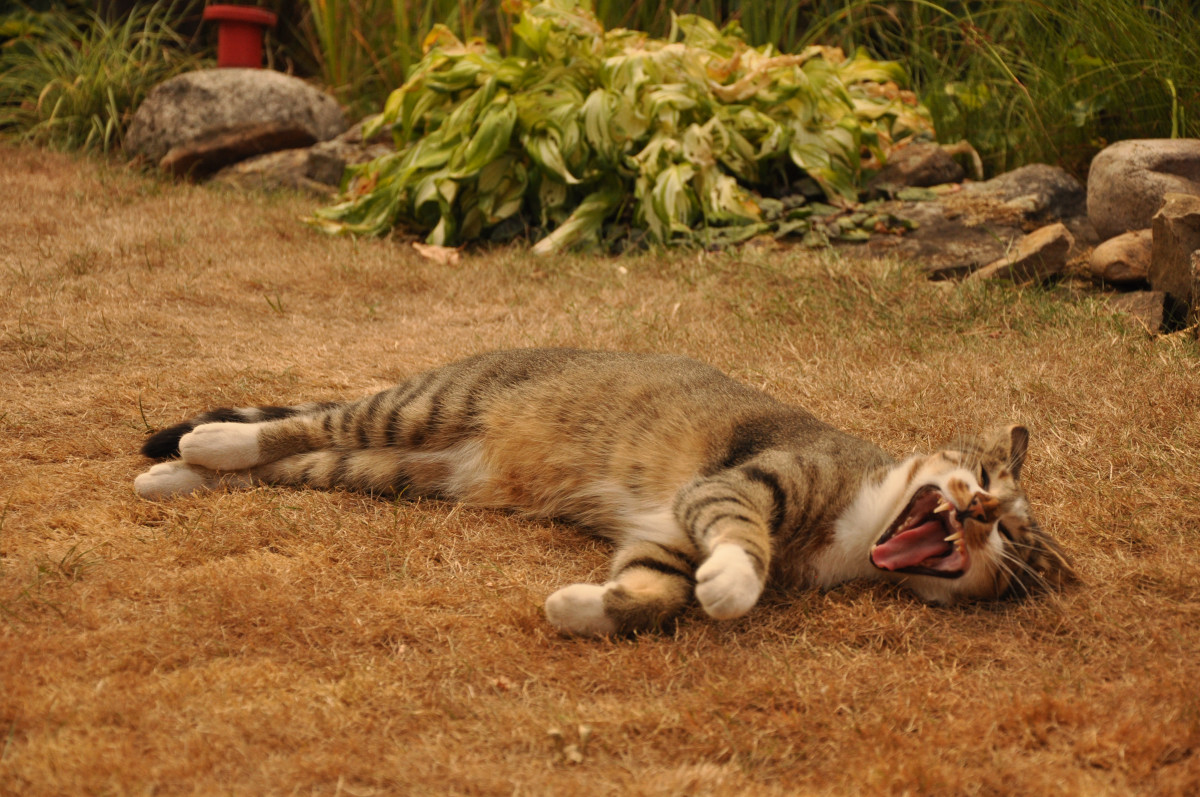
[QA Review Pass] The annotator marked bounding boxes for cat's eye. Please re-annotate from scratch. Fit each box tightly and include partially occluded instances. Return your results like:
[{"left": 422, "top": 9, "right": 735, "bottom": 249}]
[{"left": 978, "top": 466, "right": 991, "bottom": 490}]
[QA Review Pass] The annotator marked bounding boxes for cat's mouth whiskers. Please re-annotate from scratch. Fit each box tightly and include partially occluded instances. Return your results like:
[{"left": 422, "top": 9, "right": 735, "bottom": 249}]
[{"left": 870, "top": 484, "right": 995, "bottom": 579}]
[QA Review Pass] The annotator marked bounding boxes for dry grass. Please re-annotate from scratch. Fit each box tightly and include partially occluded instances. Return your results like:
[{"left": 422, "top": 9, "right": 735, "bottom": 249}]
[{"left": 1, "top": 144, "right": 1198, "bottom": 795}]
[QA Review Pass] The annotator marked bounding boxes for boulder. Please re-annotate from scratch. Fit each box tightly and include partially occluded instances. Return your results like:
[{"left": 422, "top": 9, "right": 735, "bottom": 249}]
[
  {"left": 1087, "top": 139, "right": 1200, "bottom": 240},
  {"left": 1107, "top": 290, "right": 1166, "bottom": 333},
  {"left": 1149, "top": 193, "right": 1200, "bottom": 310},
  {"left": 968, "top": 222, "right": 1074, "bottom": 283},
  {"left": 1088, "top": 228, "right": 1152, "bottom": 286},
  {"left": 867, "top": 142, "right": 965, "bottom": 196},
  {"left": 125, "top": 68, "right": 346, "bottom": 168},
  {"left": 962, "top": 163, "right": 1087, "bottom": 221}
]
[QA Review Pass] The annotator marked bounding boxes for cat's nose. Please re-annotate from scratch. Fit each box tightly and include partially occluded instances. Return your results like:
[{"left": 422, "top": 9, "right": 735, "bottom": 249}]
[{"left": 966, "top": 492, "right": 1000, "bottom": 523}]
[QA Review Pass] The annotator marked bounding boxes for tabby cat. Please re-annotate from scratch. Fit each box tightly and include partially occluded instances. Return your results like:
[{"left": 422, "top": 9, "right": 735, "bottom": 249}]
[{"left": 134, "top": 348, "right": 1073, "bottom": 635}]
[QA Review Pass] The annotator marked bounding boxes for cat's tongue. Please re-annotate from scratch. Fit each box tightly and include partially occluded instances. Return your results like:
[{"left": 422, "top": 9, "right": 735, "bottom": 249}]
[{"left": 871, "top": 519, "right": 951, "bottom": 571}]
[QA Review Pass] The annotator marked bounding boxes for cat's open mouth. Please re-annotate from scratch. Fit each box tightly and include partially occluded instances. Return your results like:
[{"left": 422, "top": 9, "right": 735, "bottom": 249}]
[{"left": 871, "top": 485, "right": 969, "bottom": 578}]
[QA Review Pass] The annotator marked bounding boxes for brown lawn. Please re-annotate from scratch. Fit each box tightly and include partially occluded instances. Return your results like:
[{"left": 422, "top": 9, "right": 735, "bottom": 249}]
[{"left": 1, "top": 144, "right": 1198, "bottom": 795}]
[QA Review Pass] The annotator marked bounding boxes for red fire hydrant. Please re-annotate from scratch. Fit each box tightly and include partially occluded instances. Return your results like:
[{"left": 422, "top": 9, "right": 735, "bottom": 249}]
[{"left": 202, "top": 5, "right": 279, "bottom": 68}]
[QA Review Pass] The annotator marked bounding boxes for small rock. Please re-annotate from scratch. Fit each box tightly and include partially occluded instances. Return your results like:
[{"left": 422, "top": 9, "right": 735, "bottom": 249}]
[
  {"left": 210, "top": 148, "right": 333, "bottom": 196},
  {"left": 963, "top": 164, "right": 1086, "bottom": 222},
  {"left": 867, "top": 142, "right": 965, "bottom": 196},
  {"left": 306, "top": 135, "right": 391, "bottom": 187},
  {"left": 968, "top": 222, "right": 1074, "bottom": 283},
  {"left": 1149, "top": 193, "right": 1200, "bottom": 309},
  {"left": 1088, "top": 228, "right": 1152, "bottom": 286},
  {"left": 125, "top": 68, "right": 346, "bottom": 166},
  {"left": 1107, "top": 290, "right": 1166, "bottom": 333},
  {"left": 1087, "top": 138, "right": 1200, "bottom": 240},
  {"left": 160, "top": 122, "right": 317, "bottom": 178},
  {"left": 210, "top": 121, "right": 393, "bottom": 195}
]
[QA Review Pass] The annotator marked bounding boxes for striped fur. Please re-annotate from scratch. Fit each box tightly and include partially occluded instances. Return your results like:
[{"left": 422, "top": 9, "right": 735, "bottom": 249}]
[{"left": 135, "top": 348, "right": 1074, "bottom": 635}]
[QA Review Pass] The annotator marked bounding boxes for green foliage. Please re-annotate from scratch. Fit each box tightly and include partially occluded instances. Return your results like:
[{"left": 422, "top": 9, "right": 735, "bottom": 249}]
[
  {"left": 299, "top": 0, "right": 821, "bottom": 120},
  {"left": 303, "top": 0, "right": 512, "bottom": 122},
  {"left": 310, "top": 0, "right": 931, "bottom": 252},
  {"left": 300, "top": 0, "right": 1200, "bottom": 179},
  {"left": 0, "top": 2, "right": 206, "bottom": 153},
  {"left": 802, "top": 0, "right": 1200, "bottom": 175}
]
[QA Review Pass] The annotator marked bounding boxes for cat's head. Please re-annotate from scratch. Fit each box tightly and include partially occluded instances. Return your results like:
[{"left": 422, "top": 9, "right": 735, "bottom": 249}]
[{"left": 871, "top": 425, "right": 1076, "bottom": 603}]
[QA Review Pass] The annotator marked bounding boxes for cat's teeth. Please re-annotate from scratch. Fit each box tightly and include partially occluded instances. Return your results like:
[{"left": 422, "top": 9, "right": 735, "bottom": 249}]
[
  {"left": 934, "top": 500, "right": 953, "bottom": 514},
  {"left": 944, "top": 530, "right": 963, "bottom": 543}
]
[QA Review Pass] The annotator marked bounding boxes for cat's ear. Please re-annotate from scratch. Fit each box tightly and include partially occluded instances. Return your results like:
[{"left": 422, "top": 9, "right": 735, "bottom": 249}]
[{"left": 1006, "top": 425, "right": 1029, "bottom": 481}]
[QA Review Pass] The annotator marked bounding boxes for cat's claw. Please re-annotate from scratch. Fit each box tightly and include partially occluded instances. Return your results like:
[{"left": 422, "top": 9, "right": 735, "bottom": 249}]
[
  {"left": 179, "top": 422, "right": 261, "bottom": 471},
  {"left": 695, "top": 544, "right": 763, "bottom": 620},
  {"left": 544, "top": 583, "right": 618, "bottom": 636}
]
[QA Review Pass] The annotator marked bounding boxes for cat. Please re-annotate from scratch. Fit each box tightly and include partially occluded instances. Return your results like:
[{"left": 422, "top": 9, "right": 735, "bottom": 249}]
[{"left": 134, "top": 348, "right": 1074, "bottom": 635}]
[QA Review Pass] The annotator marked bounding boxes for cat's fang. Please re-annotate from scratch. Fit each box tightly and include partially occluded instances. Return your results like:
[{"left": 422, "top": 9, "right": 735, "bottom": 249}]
[
  {"left": 934, "top": 500, "right": 953, "bottom": 514},
  {"left": 944, "top": 530, "right": 963, "bottom": 543}
]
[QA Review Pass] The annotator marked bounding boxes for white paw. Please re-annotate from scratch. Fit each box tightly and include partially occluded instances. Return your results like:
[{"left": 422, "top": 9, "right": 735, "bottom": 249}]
[
  {"left": 134, "top": 461, "right": 211, "bottom": 500},
  {"left": 544, "top": 583, "right": 617, "bottom": 636},
  {"left": 179, "top": 422, "right": 261, "bottom": 471},
  {"left": 695, "top": 544, "right": 763, "bottom": 620}
]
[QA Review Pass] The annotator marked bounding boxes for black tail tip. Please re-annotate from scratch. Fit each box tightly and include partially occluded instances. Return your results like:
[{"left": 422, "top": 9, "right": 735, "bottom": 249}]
[{"left": 140, "top": 422, "right": 195, "bottom": 460}]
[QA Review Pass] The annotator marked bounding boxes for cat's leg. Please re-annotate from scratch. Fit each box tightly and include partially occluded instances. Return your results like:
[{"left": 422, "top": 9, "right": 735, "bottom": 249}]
[
  {"left": 178, "top": 422, "right": 263, "bottom": 470},
  {"left": 135, "top": 449, "right": 425, "bottom": 501},
  {"left": 676, "top": 467, "right": 780, "bottom": 621},
  {"left": 544, "top": 539, "right": 696, "bottom": 636},
  {"left": 174, "top": 367, "right": 481, "bottom": 473},
  {"left": 133, "top": 460, "right": 252, "bottom": 500}
]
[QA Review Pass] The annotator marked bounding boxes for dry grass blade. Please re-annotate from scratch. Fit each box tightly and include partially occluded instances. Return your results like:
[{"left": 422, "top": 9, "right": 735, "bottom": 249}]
[{"left": 1, "top": 145, "right": 1199, "bottom": 793}]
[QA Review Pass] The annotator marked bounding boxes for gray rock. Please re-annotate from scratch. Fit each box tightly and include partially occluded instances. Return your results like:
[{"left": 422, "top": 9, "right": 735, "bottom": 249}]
[
  {"left": 210, "top": 148, "right": 334, "bottom": 196},
  {"left": 867, "top": 142, "right": 965, "bottom": 196},
  {"left": 967, "top": 222, "right": 1074, "bottom": 283},
  {"left": 1088, "top": 228, "right": 1152, "bottom": 286},
  {"left": 862, "top": 191, "right": 1026, "bottom": 279},
  {"left": 307, "top": 134, "right": 391, "bottom": 187},
  {"left": 1150, "top": 192, "right": 1200, "bottom": 309},
  {"left": 1087, "top": 138, "right": 1200, "bottom": 241},
  {"left": 125, "top": 68, "right": 346, "bottom": 166},
  {"left": 1107, "top": 290, "right": 1166, "bottom": 333},
  {"left": 962, "top": 163, "right": 1087, "bottom": 222}
]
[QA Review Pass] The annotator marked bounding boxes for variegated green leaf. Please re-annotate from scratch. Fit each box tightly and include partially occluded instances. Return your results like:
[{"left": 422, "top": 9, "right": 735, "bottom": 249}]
[{"left": 311, "top": 0, "right": 938, "bottom": 251}]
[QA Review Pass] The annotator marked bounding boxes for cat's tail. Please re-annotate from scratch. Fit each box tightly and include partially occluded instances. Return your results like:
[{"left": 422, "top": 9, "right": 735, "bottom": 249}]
[{"left": 140, "top": 402, "right": 342, "bottom": 460}]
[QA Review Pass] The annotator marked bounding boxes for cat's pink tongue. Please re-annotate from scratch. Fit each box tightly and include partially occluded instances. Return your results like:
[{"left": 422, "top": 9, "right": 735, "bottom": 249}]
[{"left": 871, "top": 520, "right": 950, "bottom": 570}]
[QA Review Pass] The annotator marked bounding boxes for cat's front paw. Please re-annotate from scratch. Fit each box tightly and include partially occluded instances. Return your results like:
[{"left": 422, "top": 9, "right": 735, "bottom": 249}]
[
  {"left": 179, "top": 422, "right": 261, "bottom": 471},
  {"left": 544, "top": 583, "right": 617, "bottom": 636},
  {"left": 134, "top": 460, "right": 212, "bottom": 500},
  {"left": 695, "top": 544, "right": 763, "bottom": 620}
]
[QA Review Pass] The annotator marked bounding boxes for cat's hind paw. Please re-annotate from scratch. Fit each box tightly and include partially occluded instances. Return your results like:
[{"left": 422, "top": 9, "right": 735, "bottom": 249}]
[
  {"left": 695, "top": 544, "right": 763, "bottom": 620},
  {"left": 134, "top": 460, "right": 213, "bottom": 500},
  {"left": 544, "top": 583, "right": 618, "bottom": 636},
  {"left": 179, "top": 422, "right": 261, "bottom": 471}
]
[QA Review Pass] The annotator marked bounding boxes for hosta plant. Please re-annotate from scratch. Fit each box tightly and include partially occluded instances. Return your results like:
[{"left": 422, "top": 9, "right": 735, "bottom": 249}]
[{"left": 310, "top": 0, "right": 935, "bottom": 253}]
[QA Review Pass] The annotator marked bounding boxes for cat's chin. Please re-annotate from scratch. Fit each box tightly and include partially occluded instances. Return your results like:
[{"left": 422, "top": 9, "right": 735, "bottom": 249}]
[{"left": 870, "top": 485, "right": 972, "bottom": 579}]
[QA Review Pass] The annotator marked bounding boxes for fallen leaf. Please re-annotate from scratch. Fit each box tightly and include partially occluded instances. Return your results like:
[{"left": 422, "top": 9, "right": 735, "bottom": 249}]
[{"left": 412, "top": 242, "right": 462, "bottom": 266}]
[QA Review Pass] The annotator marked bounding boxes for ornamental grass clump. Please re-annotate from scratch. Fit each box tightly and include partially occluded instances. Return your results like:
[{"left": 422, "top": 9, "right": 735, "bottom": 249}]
[
  {"left": 310, "top": 0, "right": 934, "bottom": 253},
  {"left": 0, "top": 3, "right": 204, "bottom": 153}
]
